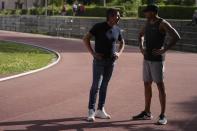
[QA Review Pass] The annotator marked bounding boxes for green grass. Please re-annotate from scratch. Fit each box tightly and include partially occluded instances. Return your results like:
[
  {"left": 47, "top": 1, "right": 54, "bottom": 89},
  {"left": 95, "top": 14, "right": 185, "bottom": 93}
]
[{"left": 0, "top": 41, "right": 57, "bottom": 75}]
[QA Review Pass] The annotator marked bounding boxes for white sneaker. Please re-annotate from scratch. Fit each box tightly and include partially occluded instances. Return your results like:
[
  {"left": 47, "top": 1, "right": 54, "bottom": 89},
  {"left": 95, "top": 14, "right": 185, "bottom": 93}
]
[
  {"left": 87, "top": 109, "right": 95, "bottom": 122},
  {"left": 95, "top": 108, "right": 111, "bottom": 119},
  {"left": 157, "top": 114, "right": 167, "bottom": 125}
]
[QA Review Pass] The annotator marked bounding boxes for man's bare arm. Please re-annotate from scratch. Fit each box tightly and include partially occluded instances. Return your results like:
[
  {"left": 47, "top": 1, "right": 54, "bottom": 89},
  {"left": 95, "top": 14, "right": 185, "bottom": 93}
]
[
  {"left": 118, "top": 39, "right": 125, "bottom": 54},
  {"left": 138, "top": 26, "right": 145, "bottom": 55},
  {"left": 115, "top": 39, "right": 125, "bottom": 59},
  {"left": 153, "top": 20, "right": 181, "bottom": 55},
  {"left": 161, "top": 20, "right": 181, "bottom": 51},
  {"left": 83, "top": 32, "right": 103, "bottom": 59},
  {"left": 83, "top": 32, "right": 94, "bottom": 56}
]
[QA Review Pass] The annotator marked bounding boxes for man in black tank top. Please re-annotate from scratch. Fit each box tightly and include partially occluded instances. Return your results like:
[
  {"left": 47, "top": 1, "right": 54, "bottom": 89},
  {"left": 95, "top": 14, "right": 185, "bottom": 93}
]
[
  {"left": 132, "top": 5, "right": 180, "bottom": 125},
  {"left": 144, "top": 18, "right": 166, "bottom": 61}
]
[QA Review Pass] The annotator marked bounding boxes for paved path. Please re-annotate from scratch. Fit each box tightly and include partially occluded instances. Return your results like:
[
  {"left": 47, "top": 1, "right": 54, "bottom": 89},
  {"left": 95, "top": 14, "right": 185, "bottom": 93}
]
[{"left": 0, "top": 31, "right": 197, "bottom": 131}]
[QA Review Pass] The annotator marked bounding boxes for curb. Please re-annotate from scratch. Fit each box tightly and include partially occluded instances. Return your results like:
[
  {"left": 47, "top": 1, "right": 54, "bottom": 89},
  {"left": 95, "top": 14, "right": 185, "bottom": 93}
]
[{"left": 0, "top": 40, "right": 61, "bottom": 82}]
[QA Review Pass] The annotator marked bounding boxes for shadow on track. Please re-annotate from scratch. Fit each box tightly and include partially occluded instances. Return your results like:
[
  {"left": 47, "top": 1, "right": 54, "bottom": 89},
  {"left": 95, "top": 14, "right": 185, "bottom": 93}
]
[
  {"left": 170, "top": 96, "right": 197, "bottom": 131},
  {"left": 0, "top": 117, "right": 169, "bottom": 131}
]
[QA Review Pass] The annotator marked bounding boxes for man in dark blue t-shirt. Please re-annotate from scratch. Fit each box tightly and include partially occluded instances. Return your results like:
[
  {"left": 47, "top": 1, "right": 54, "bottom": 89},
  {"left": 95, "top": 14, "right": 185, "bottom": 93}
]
[{"left": 83, "top": 8, "right": 125, "bottom": 122}]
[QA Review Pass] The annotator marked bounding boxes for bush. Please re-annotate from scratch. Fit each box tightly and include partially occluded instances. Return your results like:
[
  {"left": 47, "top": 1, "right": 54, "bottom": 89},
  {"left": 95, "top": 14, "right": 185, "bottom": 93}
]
[
  {"left": 46, "top": 5, "right": 62, "bottom": 15},
  {"left": 109, "top": 6, "right": 125, "bottom": 16},
  {"left": 15, "top": 10, "right": 22, "bottom": 15},
  {"left": 124, "top": 11, "right": 137, "bottom": 17},
  {"left": 164, "top": 0, "right": 195, "bottom": 5},
  {"left": 142, "top": 0, "right": 165, "bottom": 5},
  {"left": 82, "top": 6, "right": 108, "bottom": 17},
  {"left": 10, "top": 9, "right": 16, "bottom": 15},
  {"left": 138, "top": 5, "right": 197, "bottom": 19},
  {"left": 21, "top": 9, "right": 28, "bottom": 15},
  {"left": 165, "top": 0, "right": 182, "bottom": 5},
  {"left": 28, "top": 8, "right": 40, "bottom": 15},
  {"left": 182, "top": 0, "right": 195, "bottom": 6},
  {"left": 79, "top": 6, "right": 124, "bottom": 17},
  {"left": 0, "top": 10, "right": 10, "bottom": 15}
]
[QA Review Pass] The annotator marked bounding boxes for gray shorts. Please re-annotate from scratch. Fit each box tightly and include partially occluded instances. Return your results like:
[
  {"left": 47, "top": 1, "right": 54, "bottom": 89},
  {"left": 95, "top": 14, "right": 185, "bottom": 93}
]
[{"left": 143, "top": 60, "right": 165, "bottom": 83}]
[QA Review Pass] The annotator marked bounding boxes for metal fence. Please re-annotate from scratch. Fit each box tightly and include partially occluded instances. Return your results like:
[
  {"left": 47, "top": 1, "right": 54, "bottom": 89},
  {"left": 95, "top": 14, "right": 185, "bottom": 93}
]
[{"left": 0, "top": 15, "right": 197, "bottom": 52}]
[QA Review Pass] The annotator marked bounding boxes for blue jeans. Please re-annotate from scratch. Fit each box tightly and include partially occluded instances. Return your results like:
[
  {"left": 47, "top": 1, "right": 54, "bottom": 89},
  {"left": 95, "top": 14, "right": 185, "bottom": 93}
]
[{"left": 88, "top": 58, "right": 115, "bottom": 110}]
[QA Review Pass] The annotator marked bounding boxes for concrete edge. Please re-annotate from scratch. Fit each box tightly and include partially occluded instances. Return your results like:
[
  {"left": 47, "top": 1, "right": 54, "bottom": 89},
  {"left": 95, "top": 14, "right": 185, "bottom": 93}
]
[{"left": 0, "top": 40, "right": 61, "bottom": 82}]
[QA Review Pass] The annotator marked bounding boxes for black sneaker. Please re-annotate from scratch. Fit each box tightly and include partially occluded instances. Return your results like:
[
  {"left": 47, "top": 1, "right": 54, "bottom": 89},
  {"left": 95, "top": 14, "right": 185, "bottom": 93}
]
[
  {"left": 157, "top": 114, "right": 167, "bottom": 125},
  {"left": 132, "top": 111, "right": 153, "bottom": 120}
]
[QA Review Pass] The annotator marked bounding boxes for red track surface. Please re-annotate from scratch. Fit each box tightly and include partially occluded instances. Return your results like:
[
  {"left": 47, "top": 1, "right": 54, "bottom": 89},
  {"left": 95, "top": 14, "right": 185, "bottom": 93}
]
[{"left": 0, "top": 31, "right": 197, "bottom": 131}]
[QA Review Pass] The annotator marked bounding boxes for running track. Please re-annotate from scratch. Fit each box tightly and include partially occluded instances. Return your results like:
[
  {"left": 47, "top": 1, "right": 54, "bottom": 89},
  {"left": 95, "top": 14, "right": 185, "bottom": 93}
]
[{"left": 0, "top": 31, "right": 197, "bottom": 131}]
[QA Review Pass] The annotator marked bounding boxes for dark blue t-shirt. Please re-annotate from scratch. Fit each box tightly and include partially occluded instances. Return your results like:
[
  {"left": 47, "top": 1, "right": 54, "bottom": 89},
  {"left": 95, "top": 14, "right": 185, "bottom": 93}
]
[{"left": 90, "top": 22, "right": 123, "bottom": 58}]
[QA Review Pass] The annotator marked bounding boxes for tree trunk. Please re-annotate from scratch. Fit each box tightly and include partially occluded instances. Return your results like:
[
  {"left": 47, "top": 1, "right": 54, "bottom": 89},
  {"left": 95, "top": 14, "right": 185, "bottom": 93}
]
[{"left": 41, "top": 0, "right": 45, "bottom": 7}]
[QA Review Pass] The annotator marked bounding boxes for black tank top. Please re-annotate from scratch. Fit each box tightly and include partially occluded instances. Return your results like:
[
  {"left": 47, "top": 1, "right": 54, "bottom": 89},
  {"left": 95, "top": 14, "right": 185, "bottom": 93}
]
[{"left": 144, "top": 18, "right": 166, "bottom": 61}]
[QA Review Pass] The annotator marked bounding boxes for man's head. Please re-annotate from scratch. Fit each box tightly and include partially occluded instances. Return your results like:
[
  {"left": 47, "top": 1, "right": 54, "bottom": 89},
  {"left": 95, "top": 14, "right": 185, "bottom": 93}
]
[
  {"left": 143, "top": 5, "right": 158, "bottom": 19},
  {"left": 106, "top": 8, "right": 120, "bottom": 26}
]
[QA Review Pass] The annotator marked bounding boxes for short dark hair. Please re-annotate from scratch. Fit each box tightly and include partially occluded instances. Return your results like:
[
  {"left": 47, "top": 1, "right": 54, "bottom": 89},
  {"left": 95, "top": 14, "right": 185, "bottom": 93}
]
[
  {"left": 143, "top": 4, "right": 158, "bottom": 14},
  {"left": 106, "top": 8, "right": 119, "bottom": 21}
]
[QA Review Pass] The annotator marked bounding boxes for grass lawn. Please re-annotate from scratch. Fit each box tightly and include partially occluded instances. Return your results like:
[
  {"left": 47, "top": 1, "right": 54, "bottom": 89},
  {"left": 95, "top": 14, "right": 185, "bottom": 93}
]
[{"left": 0, "top": 41, "right": 57, "bottom": 76}]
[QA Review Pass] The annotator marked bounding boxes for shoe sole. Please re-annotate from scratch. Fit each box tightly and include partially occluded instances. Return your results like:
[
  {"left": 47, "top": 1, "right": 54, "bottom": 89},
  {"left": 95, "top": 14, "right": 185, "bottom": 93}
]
[
  {"left": 87, "top": 118, "right": 95, "bottom": 122},
  {"left": 157, "top": 121, "right": 167, "bottom": 125},
  {"left": 95, "top": 116, "right": 111, "bottom": 119},
  {"left": 132, "top": 117, "right": 152, "bottom": 120}
]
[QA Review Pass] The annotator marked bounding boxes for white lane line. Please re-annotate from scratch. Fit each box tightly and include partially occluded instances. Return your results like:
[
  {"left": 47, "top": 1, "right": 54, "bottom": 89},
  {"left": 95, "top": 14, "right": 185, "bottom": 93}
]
[{"left": 0, "top": 40, "right": 61, "bottom": 82}]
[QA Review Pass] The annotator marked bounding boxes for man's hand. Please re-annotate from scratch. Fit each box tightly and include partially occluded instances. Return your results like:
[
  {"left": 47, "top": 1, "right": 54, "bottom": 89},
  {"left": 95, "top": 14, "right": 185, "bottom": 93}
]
[
  {"left": 93, "top": 53, "right": 104, "bottom": 60},
  {"left": 114, "top": 52, "right": 120, "bottom": 60},
  {"left": 152, "top": 48, "right": 166, "bottom": 56},
  {"left": 140, "top": 47, "right": 146, "bottom": 56}
]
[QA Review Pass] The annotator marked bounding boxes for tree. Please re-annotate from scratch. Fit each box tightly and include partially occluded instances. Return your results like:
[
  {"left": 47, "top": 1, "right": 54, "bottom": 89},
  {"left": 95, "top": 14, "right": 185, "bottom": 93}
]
[
  {"left": 40, "top": 0, "right": 45, "bottom": 6},
  {"left": 49, "top": 0, "right": 63, "bottom": 6},
  {"left": 33, "top": 0, "right": 40, "bottom": 7}
]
